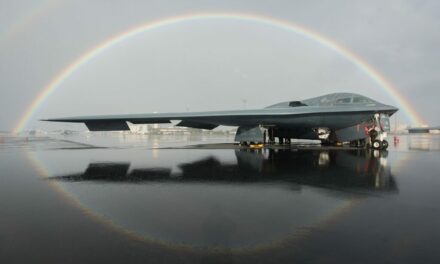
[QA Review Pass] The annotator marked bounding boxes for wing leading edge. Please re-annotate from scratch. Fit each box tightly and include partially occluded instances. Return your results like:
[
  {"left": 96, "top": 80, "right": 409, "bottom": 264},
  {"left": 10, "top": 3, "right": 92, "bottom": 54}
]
[
  {"left": 43, "top": 110, "right": 269, "bottom": 131},
  {"left": 42, "top": 105, "right": 397, "bottom": 132}
]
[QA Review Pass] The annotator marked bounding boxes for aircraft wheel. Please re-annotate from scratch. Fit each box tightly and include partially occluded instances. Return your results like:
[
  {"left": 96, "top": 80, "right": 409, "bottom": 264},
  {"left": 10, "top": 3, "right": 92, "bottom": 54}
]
[
  {"left": 321, "top": 140, "right": 331, "bottom": 146},
  {"left": 372, "top": 139, "right": 382, "bottom": 150},
  {"left": 382, "top": 140, "right": 389, "bottom": 150}
]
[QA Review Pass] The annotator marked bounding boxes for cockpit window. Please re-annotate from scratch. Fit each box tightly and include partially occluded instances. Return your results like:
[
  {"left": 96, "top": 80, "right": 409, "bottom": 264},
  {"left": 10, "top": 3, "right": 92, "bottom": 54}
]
[
  {"left": 335, "top": 97, "right": 352, "bottom": 104},
  {"left": 299, "top": 93, "right": 379, "bottom": 107},
  {"left": 320, "top": 97, "right": 330, "bottom": 104},
  {"left": 353, "top": 96, "right": 370, "bottom": 103},
  {"left": 289, "top": 101, "right": 307, "bottom": 107}
]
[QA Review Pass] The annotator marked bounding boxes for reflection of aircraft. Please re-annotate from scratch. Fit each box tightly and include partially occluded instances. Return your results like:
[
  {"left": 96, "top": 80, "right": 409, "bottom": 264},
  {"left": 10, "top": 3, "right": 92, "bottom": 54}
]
[
  {"left": 43, "top": 93, "right": 397, "bottom": 149},
  {"left": 49, "top": 149, "right": 397, "bottom": 193}
]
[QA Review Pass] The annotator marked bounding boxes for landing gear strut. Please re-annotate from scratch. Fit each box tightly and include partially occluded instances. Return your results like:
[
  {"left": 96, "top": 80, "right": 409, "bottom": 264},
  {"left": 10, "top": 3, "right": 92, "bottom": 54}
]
[{"left": 268, "top": 128, "right": 275, "bottom": 144}]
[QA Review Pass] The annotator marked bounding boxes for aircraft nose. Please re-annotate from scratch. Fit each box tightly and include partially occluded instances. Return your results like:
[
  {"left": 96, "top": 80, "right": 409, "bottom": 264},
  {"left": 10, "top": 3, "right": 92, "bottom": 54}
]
[{"left": 386, "top": 105, "right": 399, "bottom": 114}]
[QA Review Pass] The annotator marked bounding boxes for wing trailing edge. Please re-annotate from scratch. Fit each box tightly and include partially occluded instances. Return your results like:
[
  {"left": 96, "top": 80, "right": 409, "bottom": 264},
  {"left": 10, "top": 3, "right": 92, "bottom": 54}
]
[
  {"left": 176, "top": 120, "right": 218, "bottom": 130},
  {"left": 85, "top": 120, "right": 130, "bottom": 131}
]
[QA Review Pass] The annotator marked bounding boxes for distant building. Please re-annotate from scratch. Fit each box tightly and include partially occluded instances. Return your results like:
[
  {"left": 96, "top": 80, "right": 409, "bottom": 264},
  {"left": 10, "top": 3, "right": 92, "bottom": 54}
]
[
  {"left": 408, "top": 126, "right": 440, "bottom": 134},
  {"left": 128, "top": 123, "right": 236, "bottom": 135}
]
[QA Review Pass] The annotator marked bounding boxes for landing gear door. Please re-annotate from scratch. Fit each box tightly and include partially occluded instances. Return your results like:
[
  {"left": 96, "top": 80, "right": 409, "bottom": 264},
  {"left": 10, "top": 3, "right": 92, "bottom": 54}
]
[
  {"left": 235, "top": 126, "right": 264, "bottom": 143},
  {"left": 380, "top": 114, "right": 391, "bottom": 132}
]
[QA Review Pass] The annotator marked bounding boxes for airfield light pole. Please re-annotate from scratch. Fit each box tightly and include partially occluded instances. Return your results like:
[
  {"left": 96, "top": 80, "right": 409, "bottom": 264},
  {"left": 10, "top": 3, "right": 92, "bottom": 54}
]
[{"left": 241, "top": 99, "right": 247, "bottom": 109}]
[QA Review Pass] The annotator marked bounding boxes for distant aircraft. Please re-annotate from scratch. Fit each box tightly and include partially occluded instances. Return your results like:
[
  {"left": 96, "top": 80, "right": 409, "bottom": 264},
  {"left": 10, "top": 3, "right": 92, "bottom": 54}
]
[
  {"left": 43, "top": 93, "right": 398, "bottom": 149},
  {"left": 407, "top": 126, "right": 440, "bottom": 134}
]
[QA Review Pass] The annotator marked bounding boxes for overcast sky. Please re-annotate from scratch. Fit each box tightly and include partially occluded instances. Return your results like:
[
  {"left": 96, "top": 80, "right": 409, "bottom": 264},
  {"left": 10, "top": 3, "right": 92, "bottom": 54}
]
[{"left": 1, "top": 0, "right": 439, "bottom": 131}]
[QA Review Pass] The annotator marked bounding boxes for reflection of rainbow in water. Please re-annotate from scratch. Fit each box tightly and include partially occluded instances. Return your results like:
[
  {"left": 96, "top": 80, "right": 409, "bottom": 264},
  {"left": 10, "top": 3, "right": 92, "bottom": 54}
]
[
  {"left": 408, "top": 135, "right": 440, "bottom": 151},
  {"left": 24, "top": 150, "right": 154, "bottom": 245},
  {"left": 13, "top": 12, "right": 425, "bottom": 133},
  {"left": 22, "top": 145, "right": 407, "bottom": 254}
]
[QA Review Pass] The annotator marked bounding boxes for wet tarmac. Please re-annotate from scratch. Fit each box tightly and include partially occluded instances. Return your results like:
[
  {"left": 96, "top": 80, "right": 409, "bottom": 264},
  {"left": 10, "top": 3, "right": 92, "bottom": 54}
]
[{"left": 1, "top": 133, "right": 440, "bottom": 263}]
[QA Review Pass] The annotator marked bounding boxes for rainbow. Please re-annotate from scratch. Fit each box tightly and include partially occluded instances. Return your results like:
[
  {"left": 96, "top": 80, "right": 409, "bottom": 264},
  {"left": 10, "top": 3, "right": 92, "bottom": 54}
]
[{"left": 13, "top": 12, "right": 424, "bottom": 133}]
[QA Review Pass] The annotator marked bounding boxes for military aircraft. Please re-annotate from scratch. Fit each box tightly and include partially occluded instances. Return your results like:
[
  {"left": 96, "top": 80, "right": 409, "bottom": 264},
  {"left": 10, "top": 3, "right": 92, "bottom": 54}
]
[{"left": 43, "top": 92, "right": 398, "bottom": 149}]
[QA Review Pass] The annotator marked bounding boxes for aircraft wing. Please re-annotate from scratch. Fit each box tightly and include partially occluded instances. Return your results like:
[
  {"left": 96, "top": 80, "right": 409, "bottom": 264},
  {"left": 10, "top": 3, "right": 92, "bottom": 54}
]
[
  {"left": 43, "top": 105, "right": 396, "bottom": 132},
  {"left": 43, "top": 109, "right": 276, "bottom": 131}
]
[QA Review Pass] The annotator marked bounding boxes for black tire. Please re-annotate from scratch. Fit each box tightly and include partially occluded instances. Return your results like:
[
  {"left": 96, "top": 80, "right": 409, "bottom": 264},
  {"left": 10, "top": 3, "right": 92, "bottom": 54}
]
[
  {"left": 372, "top": 139, "right": 382, "bottom": 150},
  {"left": 382, "top": 140, "right": 389, "bottom": 149},
  {"left": 321, "top": 140, "right": 332, "bottom": 146}
]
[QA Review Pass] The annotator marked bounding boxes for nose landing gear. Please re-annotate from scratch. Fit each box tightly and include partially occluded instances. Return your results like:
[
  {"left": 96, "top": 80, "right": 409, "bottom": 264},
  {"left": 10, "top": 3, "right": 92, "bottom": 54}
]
[
  {"left": 368, "top": 114, "right": 389, "bottom": 150},
  {"left": 372, "top": 139, "right": 383, "bottom": 150},
  {"left": 371, "top": 138, "right": 389, "bottom": 150},
  {"left": 382, "top": 140, "right": 389, "bottom": 149}
]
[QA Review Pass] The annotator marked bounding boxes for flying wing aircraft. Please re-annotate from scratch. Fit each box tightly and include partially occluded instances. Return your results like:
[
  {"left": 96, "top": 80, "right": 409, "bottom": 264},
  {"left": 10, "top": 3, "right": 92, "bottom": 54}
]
[{"left": 43, "top": 92, "right": 398, "bottom": 149}]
